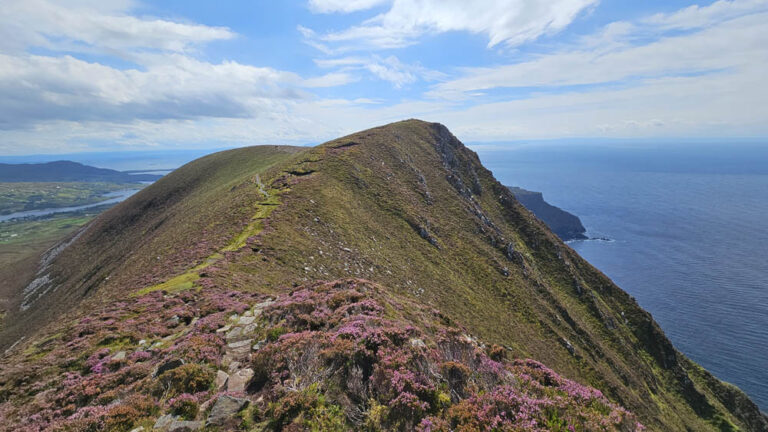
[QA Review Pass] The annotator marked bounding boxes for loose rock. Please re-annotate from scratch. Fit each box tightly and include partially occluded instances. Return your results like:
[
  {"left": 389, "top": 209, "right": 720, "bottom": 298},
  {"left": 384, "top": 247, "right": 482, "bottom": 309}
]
[
  {"left": 153, "top": 414, "right": 178, "bottom": 430},
  {"left": 206, "top": 395, "right": 249, "bottom": 427},
  {"left": 215, "top": 370, "right": 229, "bottom": 391},
  {"left": 227, "top": 368, "right": 254, "bottom": 392},
  {"left": 168, "top": 421, "right": 203, "bottom": 432}
]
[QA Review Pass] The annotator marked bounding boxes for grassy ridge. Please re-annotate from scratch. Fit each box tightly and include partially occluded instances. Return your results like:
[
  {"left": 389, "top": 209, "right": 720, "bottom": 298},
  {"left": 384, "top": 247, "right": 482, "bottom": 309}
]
[{"left": 1, "top": 121, "right": 764, "bottom": 431}]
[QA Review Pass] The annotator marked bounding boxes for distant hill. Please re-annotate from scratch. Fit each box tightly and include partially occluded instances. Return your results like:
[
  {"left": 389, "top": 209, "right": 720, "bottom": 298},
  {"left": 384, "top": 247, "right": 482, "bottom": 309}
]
[
  {"left": 0, "top": 161, "right": 162, "bottom": 182},
  {"left": 508, "top": 186, "right": 587, "bottom": 241}
]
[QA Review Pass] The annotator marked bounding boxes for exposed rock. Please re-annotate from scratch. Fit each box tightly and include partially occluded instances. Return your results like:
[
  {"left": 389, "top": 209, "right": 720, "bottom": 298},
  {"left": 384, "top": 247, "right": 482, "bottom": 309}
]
[
  {"left": 505, "top": 243, "right": 524, "bottom": 264},
  {"left": 225, "top": 327, "right": 243, "bottom": 341},
  {"left": 237, "top": 315, "right": 255, "bottom": 325},
  {"left": 416, "top": 225, "right": 439, "bottom": 247},
  {"left": 409, "top": 338, "right": 426, "bottom": 348},
  {"left": 253, "top": 299, "right": 275, "bottom": 315},
  {"left": 561, "top": 338, "right": 576, "bottom": 356},
  {"left": 168, "top": 421, "right": 203, "bottom": 432},
  {"left": 227, "top": 361, "right": 242, "bottom": 373},
  {"left": 206, "top": 395, "right": 249, "bottom": 427},
  {"left": 507, "top": 186, "right": 587, "bottom": 241},
  {"left": 153, "top": 414, "right": 178, "bottom": 430},
  {"left": 226, "top": 339, "right": 253, "bottom": 359},
  {"left": 242, "top": 323, "right": 258, "bottom": 336},
  {"left": 215, "top": 370, "right": 229, "bottom": 391},
  {"left": 227, "top": 368, "right": 254, "bottom": 392},
  {"left": 112, "top": 351, "right": 126, "bottom": 361}
]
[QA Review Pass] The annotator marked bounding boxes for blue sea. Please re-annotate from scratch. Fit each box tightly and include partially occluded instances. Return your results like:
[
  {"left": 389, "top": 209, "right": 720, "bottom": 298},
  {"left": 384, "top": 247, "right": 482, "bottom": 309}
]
[{"left": 477, "top": 143, "right": 768, "bottom": 411}]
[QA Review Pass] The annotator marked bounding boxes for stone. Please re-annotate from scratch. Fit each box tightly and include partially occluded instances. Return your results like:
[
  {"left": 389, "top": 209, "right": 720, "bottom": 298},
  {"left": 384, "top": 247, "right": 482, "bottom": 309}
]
[
  {"left": 561, "top": 338, "right": 576, "bottom": 356},
  {"left": 153, "top": 359, "right": 185, "bottom": 377},
  {"left": 242, "top": 323, "right": 258, "bottom": 336},
  {"left": 409, "top": 338, "right": 426, "bottom": 348},
  {"left": 153, "top": 414, "right": 178, "bottom": 430},
  {"left": 129, "top": 427, "right": 145, "bottom": 432},
  {"left": 227, "top": 368, "right": 254, "bottom": 392},
  {"left": 138, "top": 339, "right": 147, "bottom": 346},
  {"left": 112, "top": 351, "right": 126, "bottom": 361},
  {"left": 168, "top": 421, "right": 203, "bottom": 432},
  {"left": 206, "top": 395, "right": 249, "bottom": 427},
  {"left": 226, "top": 339, "right": 253, "bottom": 358},
  {"left": 238, "top": 315, "right": 255, "bottom": 325},
  {"left": 253, "top": 299, "right": 275, "bottom": 312},
  {"left": 216, "top": 325, "right": 232, "bottom": 334},
  {"left": 215, "top": 370, "right": 229, "bottom": 391},
  {"left": 225, "top": 327, "right": 243, "bottom": 341},
  {"left": 227, "top": 361, "right": 242, "bottom": 373}
]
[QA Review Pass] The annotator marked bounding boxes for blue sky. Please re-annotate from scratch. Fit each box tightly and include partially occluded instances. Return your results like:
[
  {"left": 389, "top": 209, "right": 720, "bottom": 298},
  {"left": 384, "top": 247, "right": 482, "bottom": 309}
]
[{"left": 1, "top": 0, "right": 767, "bottom": 154}]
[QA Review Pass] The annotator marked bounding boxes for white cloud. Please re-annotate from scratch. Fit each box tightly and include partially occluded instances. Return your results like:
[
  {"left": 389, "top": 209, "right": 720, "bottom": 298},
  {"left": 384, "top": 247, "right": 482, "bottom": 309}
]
[
  {"left": 308, "top": 0, "right": 390, "bottom": 14},
  {"left": 3, "top": 0, "right": 768, "bottom": 155},
  {"left": 0, "top": 0, "right": 235, "bottom": 54},
  {"left": 643, "top": 0, "right": 768, "bottom": 30},
  {"left": 305, "top": 0, "right": 598, "bottom": 50},
  {"left": 0, "top": 53, "right": 306, "bottom": 128},
  {"left": 315, "top": 55, "right": 443, "bottom": 87},
  {"left": 302, "top": 72, "right": 358, "bottom": 87},
  {"left": 428, "top": 12, "right": 768, "bottom": 99}
]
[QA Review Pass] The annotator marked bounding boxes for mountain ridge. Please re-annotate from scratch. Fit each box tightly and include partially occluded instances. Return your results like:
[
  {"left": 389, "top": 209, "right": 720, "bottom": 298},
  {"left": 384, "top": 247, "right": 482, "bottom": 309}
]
[
  {"left": 0, "top": 120, "right": 764, "bottom": 431},
  {"left": 0, "top": 161, "right": 161, "bottom": 183}
]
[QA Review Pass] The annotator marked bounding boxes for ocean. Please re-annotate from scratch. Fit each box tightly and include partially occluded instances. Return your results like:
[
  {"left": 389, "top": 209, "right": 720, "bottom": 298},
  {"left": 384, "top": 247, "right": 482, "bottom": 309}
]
[{"left": 476, "top": 143, "right": 768, "bottom": 410}]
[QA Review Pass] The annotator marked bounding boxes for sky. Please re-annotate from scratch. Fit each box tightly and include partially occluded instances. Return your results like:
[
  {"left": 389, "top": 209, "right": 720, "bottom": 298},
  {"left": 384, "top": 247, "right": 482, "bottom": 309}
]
[{"left": 1, "top": 0, "right": 767, "bottom": 155}]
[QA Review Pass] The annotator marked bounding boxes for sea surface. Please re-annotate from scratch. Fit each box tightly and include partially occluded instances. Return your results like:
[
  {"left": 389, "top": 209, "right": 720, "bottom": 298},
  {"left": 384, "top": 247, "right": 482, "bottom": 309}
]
[{"left": 476, "top": 143, "right": 768, "bottom": 410}]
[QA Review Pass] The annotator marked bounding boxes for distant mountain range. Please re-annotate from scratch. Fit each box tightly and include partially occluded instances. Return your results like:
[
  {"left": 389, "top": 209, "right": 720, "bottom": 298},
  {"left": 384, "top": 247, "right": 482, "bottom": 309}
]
[
  {"left": 507, "top": 186, "right": 587, "bottom": 241},
  {"left": 0, "top": 161, "right": 163, "bottom": 182}
]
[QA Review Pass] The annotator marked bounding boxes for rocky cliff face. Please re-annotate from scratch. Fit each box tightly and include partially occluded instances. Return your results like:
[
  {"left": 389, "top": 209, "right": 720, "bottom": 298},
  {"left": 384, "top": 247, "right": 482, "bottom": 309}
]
[
  {"left": 0, "top": 120, "right": 765, "bottom": 431},
  {"left": 507, "top": 187, "right": 587, "bottom": 241}
]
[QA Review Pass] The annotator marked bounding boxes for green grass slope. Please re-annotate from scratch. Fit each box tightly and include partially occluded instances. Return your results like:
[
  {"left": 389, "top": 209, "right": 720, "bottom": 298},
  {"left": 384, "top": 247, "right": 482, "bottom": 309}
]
[
  {"left": 0, "top": 145, "right": 303, "bottom": 349},
  {"left": 1, "top": 121, "right": 765, "bottom": 431}
]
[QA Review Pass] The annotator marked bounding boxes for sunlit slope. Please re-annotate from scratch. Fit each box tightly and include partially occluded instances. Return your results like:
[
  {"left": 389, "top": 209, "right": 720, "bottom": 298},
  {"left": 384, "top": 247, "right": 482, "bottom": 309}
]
[
  {"left": 1, "top": 121, "right": 765, "bottom": 431},
  {"left": 1, "top": 145, "right": 305, "bottom": 346},
  {"left": 199, "top": 120, "right": 763, "bottom": 430}
]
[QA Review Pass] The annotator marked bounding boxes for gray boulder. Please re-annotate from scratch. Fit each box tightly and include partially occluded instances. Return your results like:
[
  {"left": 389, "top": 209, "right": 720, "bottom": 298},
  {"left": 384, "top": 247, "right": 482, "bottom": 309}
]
[{"left": 206, "top": 395, "right": 249, "bottom": 427}]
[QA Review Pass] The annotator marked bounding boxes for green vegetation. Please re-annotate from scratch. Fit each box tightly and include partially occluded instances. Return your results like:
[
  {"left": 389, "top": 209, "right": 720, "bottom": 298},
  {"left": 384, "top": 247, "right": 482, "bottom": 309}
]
[
  {"left": 0, "top": 182, "right": 137, "bottom": 215},
  {"left": 0, "top": 211, "right": 96, "bottom": 269},
  {"left": 0, "top": 121, "right": 764, "bottom": 431}
]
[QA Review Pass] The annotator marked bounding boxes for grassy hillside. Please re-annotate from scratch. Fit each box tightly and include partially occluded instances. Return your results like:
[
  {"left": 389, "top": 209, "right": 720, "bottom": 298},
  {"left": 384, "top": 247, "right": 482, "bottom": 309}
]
[{"left": 0, "top": 121, "right": 764, "bottom": 431}]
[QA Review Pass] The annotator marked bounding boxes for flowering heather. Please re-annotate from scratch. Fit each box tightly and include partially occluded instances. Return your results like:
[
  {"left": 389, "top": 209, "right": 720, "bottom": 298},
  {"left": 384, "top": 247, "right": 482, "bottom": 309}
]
[{"left": 0, "top": 279, "right": 642, "bottom": 431}]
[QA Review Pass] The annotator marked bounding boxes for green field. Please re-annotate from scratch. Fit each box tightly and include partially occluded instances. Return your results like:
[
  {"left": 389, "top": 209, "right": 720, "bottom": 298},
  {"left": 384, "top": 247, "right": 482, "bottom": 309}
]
[
  {"left": 0, "top": 210, "right": 100, "bottom": 269},
  {"left": 0, "top": 182, "right": 136, "bottom": 215}
]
